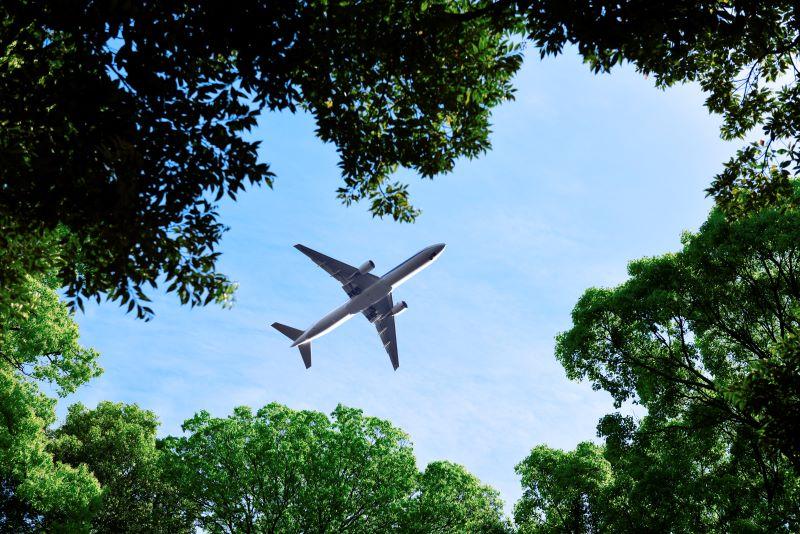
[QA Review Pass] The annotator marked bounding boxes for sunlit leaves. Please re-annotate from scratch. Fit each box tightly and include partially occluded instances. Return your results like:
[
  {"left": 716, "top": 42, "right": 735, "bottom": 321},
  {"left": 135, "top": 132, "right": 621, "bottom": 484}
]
[
  {"left": 0, "top": 276, "right": 102, "bottom": 531},
  {"left": 164, "top": 403, "right": 418, "bottom": 533},
  {"left": 1, "top": 275, "right": 101, "bottom": 396},
  {"left": 514, "top": 442, "right": 611, "bottom": 533},
  {"left": 405, "top": 461, "right": 510, "bottom": 533},
  {"left": 544, "top": 187, "right": 800, "bottom": 530},
  {"left": 50, "top": 402, "right": 195, "bottom": 533},
  {"left": 158, "top": 402, "right": 507, "bottom": 533}
]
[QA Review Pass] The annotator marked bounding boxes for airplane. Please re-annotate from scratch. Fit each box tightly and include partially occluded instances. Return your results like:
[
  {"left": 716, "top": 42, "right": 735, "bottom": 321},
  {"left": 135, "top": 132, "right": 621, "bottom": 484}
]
[{"left": 271, "top": 243, "right": 446, "bottom": 370}]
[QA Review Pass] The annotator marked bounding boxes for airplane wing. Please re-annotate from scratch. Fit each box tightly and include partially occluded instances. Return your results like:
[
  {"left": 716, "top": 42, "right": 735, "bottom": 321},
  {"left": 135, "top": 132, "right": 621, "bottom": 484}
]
[
  {"left": 294, "top": 244, "right": 379, "bottom": 297},
  {"left": 362, "top": 294, "right": 399, "bottom": 370}
]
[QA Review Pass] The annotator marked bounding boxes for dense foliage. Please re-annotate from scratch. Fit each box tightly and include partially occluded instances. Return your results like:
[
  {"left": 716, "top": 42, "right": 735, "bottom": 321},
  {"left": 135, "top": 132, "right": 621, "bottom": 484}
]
[
  {"left": 0, "top": 0, "right": 520, "bottom": 318},
  {"left": 514, "top": 442, "right": 610, "bottom": 533},
  {"left": 514, "top": 186, "right": 800, "bottom": 532},
  {"left": 403, "top": 461, "right": 509, "bottom": 533},
  {"left": 3, "top": 1, "right": 800, "bottom": 532},
  {"left": 0, "top": 276, "right": 101, "bottom": 531},
  {"left": 0, "top": 280, "right": 507, "bottom": 532},
  {"left": 42, "top": 401, "right": 509, "bottom": 533},
  {"left": 50, "top": 402, "right": 194, "bottom": 533},
  {"left": 557, "top": 184, "right": 800, "bottom": 471},
  {"left": 165, "top": 403, "right": 417, "bottom": 533},
  {"left": 4, "top": 1, "right": 800, "bottom": 319}
]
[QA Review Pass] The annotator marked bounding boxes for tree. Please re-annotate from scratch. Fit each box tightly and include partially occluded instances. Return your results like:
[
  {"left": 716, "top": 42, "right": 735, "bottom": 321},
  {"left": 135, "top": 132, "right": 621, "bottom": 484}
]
[
  {"left": 1, "top": 274, "right": 101, "bottom": 393},
  {"left": 557, "top": 182, "right": 800, "bottom": 470},
  {"left": 6, "top": 1, "right": 800, "bottom": 320},
  {"left": 49, "top": 401, "right": 512, "bottom": 533},
  {"left": 725, "top": 333, "right": 800, "bottom": 467},
  {"left": 1, "top": 1, "right": 521, "bottom": 317},
  {"left": 403, "top": 460, "right": 510, "bottom": 533},
  {"left": 0, "top": 368, "right": 101, "bottom": 532},
  {"left": 543, "top": 182, "right": 800, "bottom": 531},
  {"left": 514, "top": 442, "right": 611, "bottom": 533},
  {"left": 595, "top": 411, "right": 799, "bottom": 532},
  {"left": 165, "top": 403, "right": 418, "bottom": 533},
  {"left": 515, "top": 420, "right": 800, "bottom": 532},
  {"left": 0, "top": 275, "right": 102, "bottom": 531},
  {"left": 49, "top": 402, "right": 195, "bottom": 533}
]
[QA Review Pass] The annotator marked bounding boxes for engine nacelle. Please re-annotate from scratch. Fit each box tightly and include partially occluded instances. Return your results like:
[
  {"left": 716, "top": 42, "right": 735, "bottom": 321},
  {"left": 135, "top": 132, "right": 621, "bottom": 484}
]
[
  {"left": 389, "top": 301, "right": 408, "bottom": 317},
  {"left": 357, "top": 260, "right": 375, "bottom": 275}
]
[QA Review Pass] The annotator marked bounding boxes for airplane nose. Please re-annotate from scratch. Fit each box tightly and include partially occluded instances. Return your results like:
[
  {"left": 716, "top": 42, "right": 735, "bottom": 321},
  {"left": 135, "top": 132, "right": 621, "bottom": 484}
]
[{"left": 428, "top": 243, "right": 446, "bottom": 260}]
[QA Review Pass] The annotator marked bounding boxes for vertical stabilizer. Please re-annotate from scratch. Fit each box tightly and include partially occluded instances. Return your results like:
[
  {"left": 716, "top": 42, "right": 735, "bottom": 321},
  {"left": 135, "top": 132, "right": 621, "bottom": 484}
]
[
  {"left": 298, "top": 343, "right": 312, "bottom": 369},
  {"left": 271, "top": 322, "right": 312, "bottom": 368}
]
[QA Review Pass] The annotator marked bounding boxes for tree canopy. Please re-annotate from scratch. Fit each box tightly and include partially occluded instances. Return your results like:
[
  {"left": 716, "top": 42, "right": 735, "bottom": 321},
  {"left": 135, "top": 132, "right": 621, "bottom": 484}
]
[
  {"left": 0, "top": 275, "right": 101, "bottom": 532},
  {"left": 165, "top": 403, "right": 417, "bottom": 533},
  {"left": 44, "top": 401, "right": 509, "bottom": 534},
  {"left": 556, "top": 182, "right": 800, "bottom": 472},
  {"left": 50, "top": 401, "right": 194, "bottom": 533},
  {"left": 514, "top": 442, "right": 611, "bottom": 533},
  {"left": 1, "top": 0, "right": 520, "bottom": 318},
  {"left": 403, "top": 460, "right": 509, "bottom": 533},
  {"left": 3, "top": 2, "right": 800, "bottom": 532},
  {"left": 4, "top": 1, "right": 800, "bottom": 319},
  {"left": 512, "top": 183, "right": 800, "bottom": 532}
]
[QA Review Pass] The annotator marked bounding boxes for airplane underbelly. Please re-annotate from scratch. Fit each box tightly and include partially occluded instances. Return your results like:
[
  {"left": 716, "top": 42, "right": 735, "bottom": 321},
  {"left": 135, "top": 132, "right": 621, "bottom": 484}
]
[
  {"left": 312, "top": 313, "right": 352, "bottom": 339},
  {"left": 390, "top": 261, "right": 431, "bottom": 289},
  {"left": 347, "top": 282, "right": 390, "bottom": 312}
]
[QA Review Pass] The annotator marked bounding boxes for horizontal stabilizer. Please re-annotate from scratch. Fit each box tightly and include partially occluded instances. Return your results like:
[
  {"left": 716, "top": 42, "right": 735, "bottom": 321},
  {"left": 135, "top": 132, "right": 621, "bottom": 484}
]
[{"left": 271, "top": 322, "right": 303, "bottom": 341}]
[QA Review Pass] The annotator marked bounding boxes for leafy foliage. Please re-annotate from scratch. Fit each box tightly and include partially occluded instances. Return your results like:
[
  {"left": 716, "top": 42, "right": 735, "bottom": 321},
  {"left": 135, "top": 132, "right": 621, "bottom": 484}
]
[
  {"left": 165, "top": 403, "right": 418, "bottom": 533},
  {"left": 515, "top": 0, "right": 800, "bottom": 214},
  {"left": 4, "top": 0, "right": 800, "bottom": 321},
  {"left": 595, "top": 411, "right": 800, "bottom": 532},
  {"left": 0, "top": 367, "right": 101, "bottom": 532},
  {"left": 725, "top": 333, "right": 800, "bottom": 466},
  {"left": 403, "top": 460, "right": 510, "bottom": 533},
  {"left": 516, "top": 424, "right": 800, "bottom": 532},
  {"left": 556, "top": 183, "right": 800, "bottom": 470},
  {"left": 0, "top": 275, "right": 102, "bottom": 531},
  {"left": 517, "top": 183, "right": 800, "bottom": 531},
  {"left": 0, "top": 1, "right": 521, "bottom": 317},
  {"left": 160, "top": 402, "right": 512, "bottom": 533},
  {"left": 514, "top": 442, "right": 611, "bottom": 533},
  {"left": 50, "top": 402, "right": 195, "bottom": 533},
  {"left": 1, "top": 274, "right": 101, "bottom": 396}
]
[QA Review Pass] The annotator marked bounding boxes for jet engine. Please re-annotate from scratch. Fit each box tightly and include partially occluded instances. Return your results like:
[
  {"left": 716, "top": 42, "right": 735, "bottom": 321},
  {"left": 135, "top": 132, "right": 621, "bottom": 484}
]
[
  {"left": 389, "top": 301, "right": 408, "bottom": 316},
  {"left": 357, "top": 260, "right": 375, "bottom": 275}
]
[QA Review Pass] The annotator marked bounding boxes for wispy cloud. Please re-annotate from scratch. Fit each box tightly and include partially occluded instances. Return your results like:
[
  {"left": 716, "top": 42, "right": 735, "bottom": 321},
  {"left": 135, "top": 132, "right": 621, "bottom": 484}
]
[{"left": 65, "top": 47, "right": 728, "bottom": 513}]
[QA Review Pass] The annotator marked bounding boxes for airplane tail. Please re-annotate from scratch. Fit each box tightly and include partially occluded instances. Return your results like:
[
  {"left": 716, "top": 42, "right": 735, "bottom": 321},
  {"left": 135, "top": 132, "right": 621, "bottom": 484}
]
[{"left": 271, "top": 322, "right": 312, "bottom": 369}]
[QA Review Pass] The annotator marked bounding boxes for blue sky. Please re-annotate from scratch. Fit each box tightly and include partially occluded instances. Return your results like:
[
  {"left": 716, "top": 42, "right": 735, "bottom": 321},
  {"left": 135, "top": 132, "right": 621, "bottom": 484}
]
[{"left": 63, "top": 48, "right": 733, "bottom": 511}]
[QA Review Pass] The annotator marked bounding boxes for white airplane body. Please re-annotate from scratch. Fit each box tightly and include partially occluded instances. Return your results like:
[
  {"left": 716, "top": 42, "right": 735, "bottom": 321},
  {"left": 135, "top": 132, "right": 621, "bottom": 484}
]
[{"left": 272, "top": 243, "right": 446, "bottom": 369}]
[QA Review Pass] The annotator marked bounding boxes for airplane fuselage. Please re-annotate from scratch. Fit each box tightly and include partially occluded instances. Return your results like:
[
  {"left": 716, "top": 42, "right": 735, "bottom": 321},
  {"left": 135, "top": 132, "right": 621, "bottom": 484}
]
[{"left": 291, "top": 243, "right": 445, "bottom": 347}]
